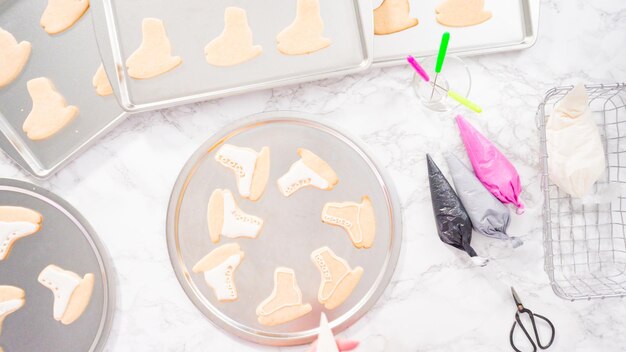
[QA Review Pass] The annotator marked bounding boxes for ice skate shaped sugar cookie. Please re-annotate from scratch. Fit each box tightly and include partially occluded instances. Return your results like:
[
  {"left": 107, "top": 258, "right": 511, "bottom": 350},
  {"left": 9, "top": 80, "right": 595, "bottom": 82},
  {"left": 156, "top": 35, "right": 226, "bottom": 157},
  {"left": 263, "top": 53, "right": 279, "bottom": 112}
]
[
  {"left": 38, "top": 265, "right": 94, "bottom": 325},
  {"left": 311, "top": 247, "right": 363, "bottom": 310},
  {"left": 92, "top": 64, "right": 113, "bottom": 96},
  {"left": 207, "top": 189, "right": 263, "bottom": 243},
  {"left": 276, "top": 0, "right": 331, "bottom": 55},
  {"left": 215, "top": 144, "right": 270, "bottom": 201},
  {"left": 435, "top": 0, "right": 492, "bottom": 27},
  {"left": 0, "top": 28, "right": 31, "bottom": 89},
  {"left": 256, "top": 267, "right": 312, "bottom": 326},
  {"left": 277, "top": 148, "right": 338, "bottom": 197},
  {"left": 23, "top": 77, "right": 79, "bottom": 141},
  {"left": 374, "top": 0, "right": 419, "bottom": 35},
  {"left": 205, "top": 7, "right": 262, "bottom": 67},
  {"left": 40, "top": 0, "right": 90, "bottom": 34},
  {"left": 0, "top": 286, "right": 25, "bottom": 335},
  {"left": 126, "top": 18, "right": 182, "bottom": 79},
  {"left": 193, "top": 243, "right": 245, "bottom": 302},
  {"left": 322, "top": 196, "right": 375, "bottom": 249},
  {"left": 0, "top": 206, "right": 43, "bottom": 261}
]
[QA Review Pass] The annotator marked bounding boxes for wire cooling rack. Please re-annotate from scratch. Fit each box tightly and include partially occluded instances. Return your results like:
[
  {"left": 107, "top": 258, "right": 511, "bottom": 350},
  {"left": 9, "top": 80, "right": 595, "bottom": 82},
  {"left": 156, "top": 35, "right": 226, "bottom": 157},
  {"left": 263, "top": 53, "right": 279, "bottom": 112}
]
[{"left": 538, "top": 83, "right": 626, "bottom": 300}]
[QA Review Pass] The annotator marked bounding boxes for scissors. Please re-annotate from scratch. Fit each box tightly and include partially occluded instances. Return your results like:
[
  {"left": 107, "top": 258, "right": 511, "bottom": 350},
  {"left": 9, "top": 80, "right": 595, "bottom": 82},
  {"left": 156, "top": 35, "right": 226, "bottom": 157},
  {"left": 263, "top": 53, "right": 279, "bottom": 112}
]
[{"left": 510, "top": 287, "right": 555, "bottom": 352}]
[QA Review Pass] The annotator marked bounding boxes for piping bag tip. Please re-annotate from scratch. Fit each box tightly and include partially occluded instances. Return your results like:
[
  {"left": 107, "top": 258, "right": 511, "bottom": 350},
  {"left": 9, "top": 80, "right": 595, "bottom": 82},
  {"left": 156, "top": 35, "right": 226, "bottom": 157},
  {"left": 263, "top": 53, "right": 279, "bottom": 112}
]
[
  {"left": 515, "top": 205, "right": 525, "bottom": 215},
  {"left": 471, "top": 256, "right": 489, "bottom": 267}
]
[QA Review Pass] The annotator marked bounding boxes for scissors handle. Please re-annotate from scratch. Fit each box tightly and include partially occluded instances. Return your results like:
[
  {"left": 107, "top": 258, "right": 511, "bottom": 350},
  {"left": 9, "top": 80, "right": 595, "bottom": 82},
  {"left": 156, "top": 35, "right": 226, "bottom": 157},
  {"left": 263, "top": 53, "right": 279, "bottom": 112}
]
[{"left": 510, "top": 308, "right": 555, "bottom": 352}]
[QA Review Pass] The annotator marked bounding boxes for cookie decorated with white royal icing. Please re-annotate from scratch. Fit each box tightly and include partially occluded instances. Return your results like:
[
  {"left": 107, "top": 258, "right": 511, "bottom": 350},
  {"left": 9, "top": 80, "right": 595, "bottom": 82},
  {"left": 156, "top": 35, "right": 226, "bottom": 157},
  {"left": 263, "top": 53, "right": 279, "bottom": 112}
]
[
  {"left": 215, "top": 144, "right": 270, "bottom": 201},
  {"left": 38, "top": 265, "right": 94, "bottom": 325},
  {"left": 0, "top": 206, "right": 43, "bottom": 261},
  {"left": 207, "top": 189, "right": 264, "bottom": 243},
  {"left": 277, "top": 148, "right": 338, "bottom": 197},
  {"left": 193, "top": 243, "right": 245, "bottom": 302},
  {"left": 0, "top": 285, "right": 25, "bottom": 335}
]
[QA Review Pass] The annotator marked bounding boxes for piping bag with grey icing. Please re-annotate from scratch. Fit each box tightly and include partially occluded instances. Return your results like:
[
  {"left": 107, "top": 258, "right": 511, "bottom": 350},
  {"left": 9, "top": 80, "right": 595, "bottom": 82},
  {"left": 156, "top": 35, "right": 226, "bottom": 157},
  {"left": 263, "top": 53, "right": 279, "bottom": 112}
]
[
  {"left": 445, "top": 154, "right": 522, "bottom": 248},
  {"left": 427, "top": 154, "right": 488, "bottom": 266}
]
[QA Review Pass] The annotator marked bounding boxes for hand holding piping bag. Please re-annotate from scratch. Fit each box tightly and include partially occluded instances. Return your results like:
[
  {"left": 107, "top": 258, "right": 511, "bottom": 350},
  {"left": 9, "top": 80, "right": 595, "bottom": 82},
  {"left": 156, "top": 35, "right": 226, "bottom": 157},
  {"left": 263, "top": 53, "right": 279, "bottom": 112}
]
[{"left": 456, "top": 115, "right": 525, "bottom": 214}]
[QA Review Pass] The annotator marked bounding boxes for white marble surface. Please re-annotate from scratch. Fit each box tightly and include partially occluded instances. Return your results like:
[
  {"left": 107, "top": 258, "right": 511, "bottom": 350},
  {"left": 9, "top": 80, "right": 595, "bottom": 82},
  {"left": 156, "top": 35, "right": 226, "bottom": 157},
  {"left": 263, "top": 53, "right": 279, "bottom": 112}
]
[{"left": 2, "top": 1, "right": 626, "bottom": 351}]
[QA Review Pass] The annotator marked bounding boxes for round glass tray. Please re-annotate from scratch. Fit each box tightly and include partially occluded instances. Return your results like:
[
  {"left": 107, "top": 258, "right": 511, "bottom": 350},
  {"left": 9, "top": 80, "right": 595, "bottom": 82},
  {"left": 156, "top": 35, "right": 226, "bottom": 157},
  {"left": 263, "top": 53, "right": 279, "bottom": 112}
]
[{"left": 166, "top": 112, "right": 402, "bottom": 346}]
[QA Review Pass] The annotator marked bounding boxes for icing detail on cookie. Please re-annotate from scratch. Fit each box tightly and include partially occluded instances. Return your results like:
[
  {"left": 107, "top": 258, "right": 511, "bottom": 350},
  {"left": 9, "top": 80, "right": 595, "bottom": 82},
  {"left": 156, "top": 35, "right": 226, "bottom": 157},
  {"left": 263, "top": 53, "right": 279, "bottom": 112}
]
[
  {"left": 215, "top": 144, "right": 259, "bottom": 197},
  {"left": 202, "top": 254, "right": 241, "bottom": 301},
  {"left": 311, "top": 247, "right": 363, "bottom": 310},
  {"left": 256, "top": 268, "right": 306, "bottom": 316},
  {"left": 221, "top": 190, "right": 263, "bottom": 238},
  {"left": 0, "top": 285, "right": 25, "bottom": 335},
  {"left": 0, "top": 221, "right": 39, "bottom": 260},
  {"left": 277, "top": 159, "right": 329, "bottom": 196},
  {"left": 322, "top": 196, "right": 376, "bottom": 249},
  {"left": 38, "top": 266, "right": 81, "bottom": 320},
  {"left": 0, "top": 27, "right": 31, "bottom": 88}
]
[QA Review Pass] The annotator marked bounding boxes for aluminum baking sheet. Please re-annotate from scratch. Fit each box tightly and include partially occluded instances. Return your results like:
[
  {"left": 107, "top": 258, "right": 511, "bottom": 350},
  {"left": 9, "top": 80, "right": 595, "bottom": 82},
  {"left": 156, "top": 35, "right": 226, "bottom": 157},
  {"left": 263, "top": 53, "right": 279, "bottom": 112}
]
[
  {"left": 0, "top": 178, "right": 115, "bottom": 351},
  {"left": 373, "top": 0, "right": 540, "bottom": 66},
  {"left": 0, "top": 1, "right": 129, "bottom": 178},
  {"left": 90, "top": 0, "right": 373, "bottom": 112},
  {"left": 166, "top": 112, "right": 402, "bottom": 346}
]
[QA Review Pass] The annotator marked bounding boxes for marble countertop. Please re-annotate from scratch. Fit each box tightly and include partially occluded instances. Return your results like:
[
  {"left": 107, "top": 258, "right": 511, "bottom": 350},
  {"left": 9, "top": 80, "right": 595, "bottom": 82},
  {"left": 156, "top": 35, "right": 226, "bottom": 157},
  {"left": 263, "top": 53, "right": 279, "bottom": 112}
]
[{"left": 1, "top": 1, "right": 626, "bottom": 351}]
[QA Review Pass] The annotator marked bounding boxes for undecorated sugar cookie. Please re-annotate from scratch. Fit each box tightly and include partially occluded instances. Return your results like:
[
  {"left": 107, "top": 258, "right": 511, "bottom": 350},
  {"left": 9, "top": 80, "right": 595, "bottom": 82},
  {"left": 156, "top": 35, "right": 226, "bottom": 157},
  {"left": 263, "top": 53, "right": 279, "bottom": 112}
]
[
  {"left": 23, "top": 77, "right": 79, "bottom": 141},
  {"left": 0, "top": 206, "right": 43, "bottom": 261},
  {"left": 207, "top": 189, "right": 264, "bottom": 243},
  {"left": 0, "top": 285, "right": 25, "bottom": 335},
  {"left": 276, "top": 0, "right": 331, "bottom": 55},
  {"left": 205, "top": 7, "right": 262, "bottom": 67},
  {"left": 214, "top": 144, "right": 270, "bottom": 201},
  {"left": 92, "top": 64, "right": 113, "bottom": 96},
  {"left": 0, "top": 28, "right": 31, "bottom": 89},
  {"left": 277, "top": 148, "right": 338, "bottom": 197},
  {"left": 374, "top": 0, "right": 419, "bottom": 35},
  {"left": 256, "top": 267, "right": 312, "bottom": 326},
  {"left": 38, "top": 265, "right": 94, "bottom": 325},
  {"left": 435, "top": 0, "right": 492, "bottom": 27},
  {"left": 322, "top": 196, "right": 376, "bottom": 249},
  {"left": 192, "top": 243, "right": 245, "bottom": 302},
  {"left": 126, "top": 18, "right": 182, "bottom": 79},
  {"left": 311, "top": 247, "right": 363, "bottom": 310},
  {"left": 40, "top": 0, "right": 90, "bottom": 35}
]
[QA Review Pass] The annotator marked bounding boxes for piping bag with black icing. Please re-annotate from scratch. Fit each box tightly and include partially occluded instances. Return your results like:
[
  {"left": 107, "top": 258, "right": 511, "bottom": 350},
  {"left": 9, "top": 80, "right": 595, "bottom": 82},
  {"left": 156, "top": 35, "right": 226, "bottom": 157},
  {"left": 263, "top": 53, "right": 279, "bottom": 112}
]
[
  {"left": 427, "top": 154, "right": 488, "bottom": 266},
  {"left": 445, "top": 154, "right": 522, "bottom": 248},
  {"left": 456, "top": 115, "right": 525, "bottom": 214}
]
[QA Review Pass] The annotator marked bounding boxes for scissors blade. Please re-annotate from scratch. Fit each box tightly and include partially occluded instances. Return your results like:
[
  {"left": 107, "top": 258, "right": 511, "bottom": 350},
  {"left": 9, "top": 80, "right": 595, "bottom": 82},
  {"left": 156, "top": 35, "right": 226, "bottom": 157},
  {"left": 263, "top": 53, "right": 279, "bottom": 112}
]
[{"left": 511, "top": 287, "right": 523, "bottom": 307}]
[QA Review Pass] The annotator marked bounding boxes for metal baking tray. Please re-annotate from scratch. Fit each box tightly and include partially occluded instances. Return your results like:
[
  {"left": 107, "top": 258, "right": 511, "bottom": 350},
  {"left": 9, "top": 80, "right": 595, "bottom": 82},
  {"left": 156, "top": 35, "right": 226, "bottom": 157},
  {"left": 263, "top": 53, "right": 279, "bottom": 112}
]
[
  {"left": 166, "top": 112, "right": 402, "bottom": 346},
  {"left": 90, "top": 0, "right": 373, "bottom": 112},
  {"left": 0, "top": 1, "right": 130, "bottom": 178},
  {"left": 372, "top": 0, "right": 540, "bottom": 66},
  {"left": 0, "top": 178, "right": 115, "bottom": 351}
]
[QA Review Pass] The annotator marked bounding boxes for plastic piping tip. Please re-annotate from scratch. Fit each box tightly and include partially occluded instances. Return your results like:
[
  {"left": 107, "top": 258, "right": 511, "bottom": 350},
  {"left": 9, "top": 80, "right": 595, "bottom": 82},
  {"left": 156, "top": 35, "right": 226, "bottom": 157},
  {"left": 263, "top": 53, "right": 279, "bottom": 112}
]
[
  {"left": 448, "top": 90, "right": 482, "bottom": 113},
  {"left": 407, "top": 55, "right": 430, "bottom": 81},
  {"left": 435, "top": 32, "right": 451, "bottom": 73}
]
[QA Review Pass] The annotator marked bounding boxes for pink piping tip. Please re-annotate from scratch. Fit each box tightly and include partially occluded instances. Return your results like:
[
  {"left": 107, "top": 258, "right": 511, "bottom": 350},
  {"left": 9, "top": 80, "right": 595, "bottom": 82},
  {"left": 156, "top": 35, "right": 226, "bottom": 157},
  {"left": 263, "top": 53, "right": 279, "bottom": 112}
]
[{"left": 407, "top": 55, "right": 430, "bottom": 82}]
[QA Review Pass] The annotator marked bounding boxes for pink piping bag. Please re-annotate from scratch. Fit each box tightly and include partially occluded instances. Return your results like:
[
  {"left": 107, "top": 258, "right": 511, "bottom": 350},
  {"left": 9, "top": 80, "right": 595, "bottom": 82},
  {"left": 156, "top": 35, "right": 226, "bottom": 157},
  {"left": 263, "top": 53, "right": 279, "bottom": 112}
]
[{"left": 456, "top": 115, "right": 525, "bottom": 214}]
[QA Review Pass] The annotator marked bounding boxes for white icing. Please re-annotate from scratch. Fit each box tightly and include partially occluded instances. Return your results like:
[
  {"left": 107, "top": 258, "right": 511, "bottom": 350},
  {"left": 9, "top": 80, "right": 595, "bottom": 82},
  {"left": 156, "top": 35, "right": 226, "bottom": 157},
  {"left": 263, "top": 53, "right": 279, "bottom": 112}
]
[
  {"left": 215, "top": 144, "right": 258, "bottom": 197},
  {"left": 38, "top": 266, "right": 80, "bottom": 320},
  {"left": 317, "top": 313, "right": 339, "bottom": 352},
  {"left": 0, "top": 221, "right": 38, "bottom": 260},
  {"left": 277, "top": 159, "right": 329, "bottom": 196},
  {"left": 0, "top": 299, "right": 23, "bottom": 317},
  {"left": 547, "top": 84, "right": 606, "bottom": 198},
  {"left": 312, "top": 250, "right": 350, "bottom": 301},
  {"left": 202, "top": 254, "right": 242, "bottom": 301},
  {"left": 220, "top": 190, "right": 263, "bottom": 239},
  {"left": 257, "top": 269, "right": 303, "bottom": 316}
]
